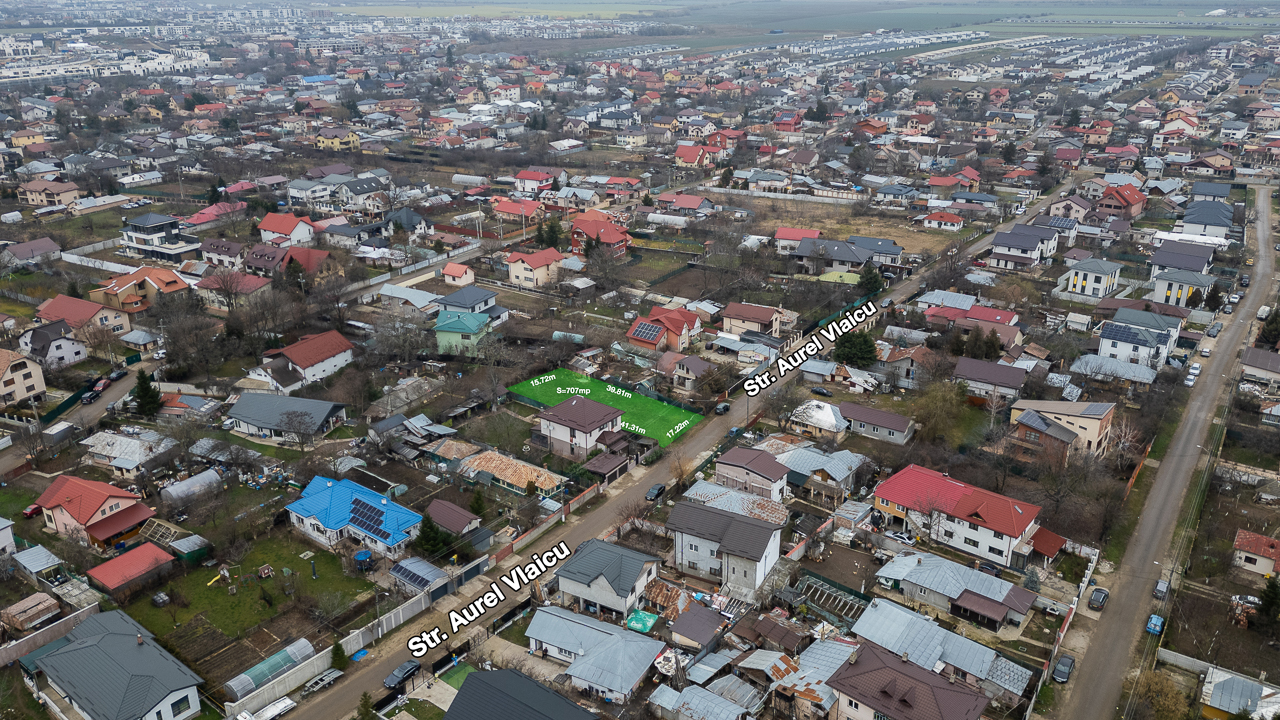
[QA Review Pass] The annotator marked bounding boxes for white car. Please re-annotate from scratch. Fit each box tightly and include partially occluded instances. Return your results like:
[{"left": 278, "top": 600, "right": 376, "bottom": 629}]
[
  {"left": 1229, "top": 293, "right": 1241, "bottom": 304},
  {"left": 886, "top": 531, "right": 917, "bottom": 546},
  {"left": 154, "top": 349, "right": 167, "bottom": 360},
  {"left": 1189, "top": 363, "right": 1202, "bottom": 376},
  {"left": 1184, "top": 375, "right": 1197, "bottom": 388}
]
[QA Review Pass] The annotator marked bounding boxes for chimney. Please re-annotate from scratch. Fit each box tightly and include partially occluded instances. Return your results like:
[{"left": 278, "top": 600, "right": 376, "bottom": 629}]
[
  {"left": 381, "top": 497, "right": 387, "bottom": 505},
  {"left": 327, "top": 480, "right": 333, "bottom": 487},
  {"left": 916, "top": 557, "right": 921, "bottom": 565},
  {"left": 136, "top": 634, "right": 143, "bottom": 645},
  {"left": 949, "top": 674, "right": 956, "bottom": 684},
  {"left": 900, "top": 651, "right": 909, "bottom": 663}
]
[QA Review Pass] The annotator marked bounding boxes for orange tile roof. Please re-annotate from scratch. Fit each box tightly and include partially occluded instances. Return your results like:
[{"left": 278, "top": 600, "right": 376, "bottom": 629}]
[
  {"left": 36, "top": 475, "right": 139, "bottom": 526},
  {"left": 273, "top": 330, "right": 352, "bottom": 369},
  {"left": 36, "top": 295, "right": 108, "bottom": 329},
  {"left": 1234, "top": 529, "right": 1280, "bottom": 562}
]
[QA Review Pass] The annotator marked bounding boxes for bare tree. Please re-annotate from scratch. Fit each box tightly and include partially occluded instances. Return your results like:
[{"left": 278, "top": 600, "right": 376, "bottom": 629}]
[
  {"left": 81, "top": 322, "right": 120, "bottom": 364},
  {"left": 1109, "top": 414, "right": 1145, "bottom": 471},
  {"left": 985, "top": 393, "right": 1008, "bottom": 433},
  {"left": 203, "top": 265, "right": 255, "bottom": 310},
  {"left": 14, "top": 416, "right": 43, "bottom": 467},
  {"left": 372, "top": 314, "right": 428, "bottom": 364},
  {"left": 278, "top": 410, "right": 320, "bottom": 448},
  {"left": 310, "top": 591, "right": 350, "bottom": 628}
]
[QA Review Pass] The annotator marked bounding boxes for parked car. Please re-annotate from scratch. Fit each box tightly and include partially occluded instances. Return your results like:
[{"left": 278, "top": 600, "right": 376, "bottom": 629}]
[
  {"left": 886, "top": 531, "right": 916, "bottom": 546},
  {"left": 1247, "top": 257, "right": 1255, "bottom": 266},
  {"left": 977, "top": 562, "right": 1003, "bottom": 579},
  {"left": 94, "top": 378, "right": 111, "bottom": 392},
  {"left": 22, "top": 504, "right": 40, "bottom": 518},
  {"left": 1229, "top": 293, "right": 1242, "bottom": 304},
  {"left": 1051, "top": 654, "right": 1075, "bottom": 683},
  {"left": 383, "top": 660, "right": 420, "bottom": 689},
  {"left": 108, "top": 368, "right": 128, "bottom": 381},
  {"left": 714, "top": 402, "right": 731, "bottom": 415},
  {"left": 1207, "top": 322, "right": 1223, "bottom": 338},
  {"left": 1088, "top": 587, "right": 1110, "bottom": 610},
  {"left": 154, "top": 349, "right": 167, "bottom": 360},
  {"left": 810, "top": 386, "right": 833, "bottom": 397},
  {"left": 1242, "top": 275, "right": 1251, "bottom": 287},
  {"left": 80, "top": 391, "right": 100, "bottom": 404},
  {"left": 1146, "top": 614, "right": 1165, "bottom": 634},
  {"left": 880, "top": 297, "right": 893, "bottom": 309},
  {"left": 1201, "top": 347, "right": 1211, "bottom": 357},
  {"left": 1153, "top": 579, "right": 1169, "bottom": 600},
  {"left": 645, "top": 484, "right": 666, "bottom": 502},
  {"left": 972, "top": 259, "right": 987, "bottom": 267},
  {"left": 1223, "top": 305, "right": 1233, "bottom": 315},
  {"left": 1188, "top": 363, "right": 1202, "bottom": 376},
  {"left": 1184, "top": 375, "right": 1196, "bottom": 388},
  {"left": 1232, "top": 595, "right": 1262, "bottom": 608}
]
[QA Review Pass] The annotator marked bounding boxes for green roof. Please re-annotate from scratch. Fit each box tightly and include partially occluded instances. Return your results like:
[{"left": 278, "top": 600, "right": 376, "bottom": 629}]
[{"left": 434, "top": 311, "right": 489, "bottom": 334}]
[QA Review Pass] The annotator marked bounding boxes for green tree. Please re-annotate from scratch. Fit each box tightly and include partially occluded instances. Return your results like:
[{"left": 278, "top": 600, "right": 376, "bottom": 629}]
[
  {"left": 1259, "top": 575, "right": 1280, "bottom": 625},
  {"left": 857, "top": 263, "right": 884, "bottom": 294},
  {"left": 414, "top": 518, "right": 451, "bottom": 558},
  {"left": 642, "top": 193, "right": 653, "bottom": 206},
  {"left": 964, "top": 329, "right": 985, "bottom": 359},
  {"left": 832, "top": 331, "right": 877, "bottom": 367},
  {"left": 1187, "top": 288, "right": 1204, "bottom": 308},
  {"left": 534, "top": 221, "right": 546, "bottom": 247},
  {"left": 207, "top": 181, "right": 221, "bottom": 206},
  {"left": 357, "top": 692, "right": 377, "bottom": 720},
  {"left": 1205, "top": 283, "right": 1224, "bottom": 311},
  {"left": 294, "top": 100, "right": 306, "bottom": 114},
  {"left": 219, "top": 116, "right": 239, "bottom": 133},
  {"left": 550, "top": 177, "right": 561, "bottom": 192},
  {"left": 469, "top": 491, "right": 487, "bottom": 517},
  {"left": 1037, "top": 152, "right": 1053, "bottom": 177},
  {"left": 1260, "top": 311, "right": 1280, "bottom": 346},
  {"left": 983, "top": 328, "right": 1003, "bottom": 359},
  {"left": 330, "top": 636, "right": 350, "bottom": 670},
  {"left": 545, "top": 219, "right": 562, "bottom": 248},
  {"left": 1023, "top": 570, "right": 1041, "bottom": 592},
  {"left": 446, "top": 45, "right": 454, "bottom": 65},
  {"left": 1001, "top": 142, "right": 1017, "bottom": 164},
  {"left": 804, "top": 99, "right": 829, "bottom": 122},
  {"left": 948, "top": 331, "right": 967, "bottom": 356},
  {"left": 66, "top": 280, "right": 82, "bottom": 299},
  {"left": 135, "top": 370, "right": 162, "bottom": 416},
  {"left": 719, "top": 167, "right": 733, "bottom": 187}
]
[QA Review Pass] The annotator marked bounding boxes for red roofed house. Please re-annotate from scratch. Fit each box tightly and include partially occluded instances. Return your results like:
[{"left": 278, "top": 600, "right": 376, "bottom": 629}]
[
  {"left": 773, "top": 227, "right": 820, "bottom": 249},
  {"left": 87, "top": 542, "right": 175, "bottom": 600},
  {"left": 89, "top": 267, "right": 191, "bottom": 315},
  {"left": 35, "top": 294, "right": 131, "bottom": 337},
  {"left": 493, "top": 198, "right": 545, "bottom": 223},
  {"left": 513, "top": 170, "right": 555, "bottom": 194},
  {"left": 36, "top": 474, "right": 154, "bottom": 548},
  {"left": 442, "top": 262, "right": 475, "bottom": 286},
  {"left": 257, "top": 212, "right": 322, "bottom": 247},
  {"left": 280, "top": 246, "right": 345, "bottom": 283},
  {"left": 506, "top": 247, "right": 564, "bottom": 289},
  {"left": 872, "top": 464, "right": 1055, "bottom": 569},
  {"left": 922, "top": 211, "right": 963, "bottom": 232},
  {"left": 1095, "top": 184, "right": 1146, "bottom": 221},
  {"left": 965, "top": 306, "right": 1019, "bottom": 325},
  {"left": 673, "top": 145, "right": 715, "bottom": 168},
  {"left": 625, "top": 306, "right": 702, "bottom": 352},
  {"left": 249, "top": 329, "right": 354, "bottom": 393},
  {"left": 570, "top": 216, "right": 632, "bottom": 259},
  {"left": 195, "top": 271, "right": 272, "bottom": 309},
  {"left": 1234, "top": 529, "right": 1280, "bottom": 576},
  {"left": 705, "top": 129, "right": 745, "bottom": 149}
]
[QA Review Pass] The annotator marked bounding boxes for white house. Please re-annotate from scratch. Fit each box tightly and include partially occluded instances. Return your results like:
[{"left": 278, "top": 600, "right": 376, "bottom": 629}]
[
  {"left": 285, "top": 477, "right": 421, "bottom": 557},
  {"left": 248, "top": 330, "right": 353, "bottom": 393},
  {"left": 525, "top": 606, "right": 666, "bottom": 703},
  {"left": 256, "top": 212, "right": 320, "bottom": 247},
  {"left": 1063, "top": 257, "right": 1122, "bottom": 298},
  {"left": 554, "top": 539, "right": 659, "bottom": 615},
  {"left": 988, "top": 226, "right": 1058, "bottom": 271},
  {"left": 922, "top": 211, "right": 963, "bottom": 232},
  {"left": 666, "top": 501, "right": 782, "bottom": 597},
  {"left": 1151, "top": 269, "right": 1214, "bottom": 308},
  {"left": 713, "top": 446, "right": 792, "bottom": 501},
  {"left": 0, "top": 516, "right": 14, "bottom": 555},
  {"left": 533, "top": 396, "right": 623, "bottom": 460}
]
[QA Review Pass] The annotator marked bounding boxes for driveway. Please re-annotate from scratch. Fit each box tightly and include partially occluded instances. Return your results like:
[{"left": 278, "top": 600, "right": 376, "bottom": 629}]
[{"left": 1059, "top": 188, "right": 1274, "bottom": 720}]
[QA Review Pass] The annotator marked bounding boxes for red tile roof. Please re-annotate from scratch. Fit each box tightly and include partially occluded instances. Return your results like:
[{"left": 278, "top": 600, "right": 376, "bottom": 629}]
[
  {"left": 507, "top": 247, "right": 564, "bottom": 270},
  {"left": 426, "top": 499, "right": 480, "bottom": 536},
  {"left": 36, "top": 475, "right": 139, "bottom": 526},
  {"left": 965, "top": 306, "right": 1017, "bottom": 325},
  {"left": 722, "top": 302, "right": 778, "bottom": 324},
  {"left": 274, "top": 330, "right": 353, "bottom": 369},
  {"left": 442, "top": 262, "right": 470, "bottom": 278},
  {"left": 1234, "top": 529, "right": 1280, "bottom": 562},
  {"left": 85, "top": 502, "right": 155, "bottom": 542},
  {"left": 280, "top": 247, "right": 332, "bottom": 275},
  {"left": 1101, "top": 184, "right": 1145, "bottom": 207},
  {"left": 36, "top": 295, "right": 108, "bottom": 329},
  {"left": 1030, "top": 526, "right": 1067, "bottom": 558},
  {"left": 924, "top": 211, "right": 962, "bottom": 224},
  {"left": 571, "top": 218, "right": 629, "bottom": 246},
  {"left": 874, "top": 464, "right": 1040, "bottom": 538},
  {"left": 87, "top": 542, "right": 174, "bottom": 590},
  {"left": 774, "top": 227, "right": 821, "bottom": 241},
  {"left": 671, "top": 194, "right": 709, "bottom": 210},
  {"left": 98, "top": 267, "right": 189, "bottom": 296},
  {"left": 257, "top": 212, "right": 318, "bottom": 236}
]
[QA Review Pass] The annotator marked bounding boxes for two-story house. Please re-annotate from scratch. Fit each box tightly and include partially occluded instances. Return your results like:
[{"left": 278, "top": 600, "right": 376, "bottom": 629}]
[
  {"left": 0, "top": 348, "right": 45, "bottom": 406},
  {"left": 1103, "top": 307, "right": 1181, "bottom": 365},
  {"left": 36, "top": 474, "right": 154, "bottom": 548},
  {"left": 873, "top": 464, "right": 1052, "bottom": 569},
  {"left": 1149, "top": 240, "right": 1213, "bottom": 279},
  {"left": 438, "top": 286, "right": 508, "bottom": 327},
  {"left": 554, "top": 539, "right": 659, "bottom": 615},
  {"left": 248, "top": 330, "right": 353, "bottom": 393},
  {"left": 722, "top": 302, "right": 782, "bottom": 337},
  {"left": 988, "top": 225, "right": 1058, "bottom": 271},
  {"left": 315, "top": 127, "right": 361, "bottom": 152},
  {"left": 790, "top": 238, "right": 872, "bottom": 275},
  {"left": 257, "top": 212, "right": 321, "bottom": 247},
  {"left": 506, "top": 247, "right": 564, "bottom": 289},
  {"left": 18, "top": 320, "right": 85, "bottom": 370},
  {"left": 714, "top": 447, "right": 792, "bottom": 501},
  {"left": 119, "top": 213, "right": 201, "bottom": 264},
  {"left": 17, "top": 180, "right": 81, "bottom": 208},
  {"left": 434, "top": 311, "right": 492, "bottom": 356},
  {"left": 34, "top": 294, "right": 130, "bottom": 338},
  {"left": 1181, "top": 200, "right": 1234, "bottom": 238},
  {"left": 1151, "top": 268, "right": 1214, "bottom": 308},
  {"left": 666, "top": 501, "right": 783, "bottom": 596},
  {"left": 89, "top": 267, "right": 191, "bottom": 316},
  {"left": 198, "top": 238, "right": 245, "bottom": 269},
  {"left": 625, "top": 306, "right": 701, "bottom": 352},
  {"left": 1064, "top": 257, "right": 1122, "bottom": 299},
  {"left": 1010, "top": 400, "right": 1115, "bottom": 456},
  {"left": 534, "top": 396, "right": 624, "bottom": 460}
]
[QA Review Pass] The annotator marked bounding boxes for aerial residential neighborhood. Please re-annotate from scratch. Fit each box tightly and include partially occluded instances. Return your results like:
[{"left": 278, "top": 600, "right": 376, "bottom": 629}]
[{"left": 3, "top": 3, "right": 1280, "bottom": 720}]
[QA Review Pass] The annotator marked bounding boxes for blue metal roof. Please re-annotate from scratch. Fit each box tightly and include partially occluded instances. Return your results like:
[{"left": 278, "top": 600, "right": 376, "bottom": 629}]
[{"left": 287, "top": 477, "right": 421, "bottom": 546}]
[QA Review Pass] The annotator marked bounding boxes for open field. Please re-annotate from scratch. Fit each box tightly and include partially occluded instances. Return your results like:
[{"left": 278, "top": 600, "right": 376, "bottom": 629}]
[
  {"left": 508, "top": 368, "right": 702, "bottom": 447},
  {"left": 736, "top": 195, "right": 965, "bottom": 255}
]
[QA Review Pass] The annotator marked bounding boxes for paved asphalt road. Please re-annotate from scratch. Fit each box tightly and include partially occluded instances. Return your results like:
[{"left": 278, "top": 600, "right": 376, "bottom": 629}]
[{"left": 1060, "top": 189, "right": 1273, "bottom": 720}]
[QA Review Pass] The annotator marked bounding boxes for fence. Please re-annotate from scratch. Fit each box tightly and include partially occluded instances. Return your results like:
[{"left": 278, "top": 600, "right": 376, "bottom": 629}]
[
  {"left": 799, "top": 568, "right": 874, "bottom": 605},
  {"left": 0, "top": 288, "right": 41, "bottom": 306},
  {"left": 61, "top": 253, "right": 136, "bottom": 274},
  {"left": 492, "top": 483, "right": 602, "bottom": 564},
  {"left": 1124, "top": 441, "right": 1155, "bottom": 499},
  {"left": 64, "top": 237, "right": 122, "bottom": 256},
  {"left": 41, "top": 389, "right": 87, "bottom": 425},
  {"left": 0, "top": 603, "right": 100, "bottom": 666},
  {"left": 1154, "top": 648, "right": 1211, "bottom": 675},
  {"left": 700, "top": 185, "right": 869, "bottom": 206},
  {"left": 786, "top": 518, "right": 833, "bottom": 560},
  {"left": 345, "top": 242, "right": 481, "bottom": 299}
]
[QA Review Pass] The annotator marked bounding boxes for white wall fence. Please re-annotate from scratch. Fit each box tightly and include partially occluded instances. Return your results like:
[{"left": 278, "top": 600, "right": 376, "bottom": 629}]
[
  {"left": 63, "top": 237, "right": 122, "bottom": 256},
  {"left": 701, "top": 185, "right": 868, "bottom": 206},
  {"left": 348, "top": 242, "right": 481, "bottom": 301},
  {"left": 1155, "top": 648, "right": 1211, "bottom": 675},
  {"left": 0, "top": 603, "right": 99, "bottom": 666},
  {"left": 61, "top": 253, "right": 136, "bottom": 274}
]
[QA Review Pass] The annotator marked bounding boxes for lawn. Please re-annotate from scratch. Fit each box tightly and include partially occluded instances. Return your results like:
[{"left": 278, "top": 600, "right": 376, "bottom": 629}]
[
  {"left": 498, "top": 613, "right": 531, "bottom": 646},
  {"left": 0, "top": 486, "right": 39, "bottom": 520},
  {"left": 0, "top": 296, "right": 37, "bottom": 318},
  {"left": 326, "top": 424, "right": 366, "bottom": 439},
  {"left": 125, "top": 535, "right": 374, "bottom": 637},
  {"left": 400, "top": 699, "right": 446, "bottom": 720},
  {"left": 508, "top": 368, "right": 702, "bottom": 447},
  {"left": 439, "top": 662, "right": 477, "bottom": 690}
]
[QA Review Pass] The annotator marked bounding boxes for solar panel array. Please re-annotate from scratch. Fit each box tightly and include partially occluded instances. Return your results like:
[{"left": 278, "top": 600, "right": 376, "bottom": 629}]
[
  {"left": 1082, "top": 402, "right": 1111, "bottom": 416},
  {"left": 632, "top": 321, "right": 663, "bottom": 342},
  {"left": 392, "top": 563, "right": 436, "bottom": 589},
  {"left": 350, "top": 498, "right": 391, "bottom": 540}
]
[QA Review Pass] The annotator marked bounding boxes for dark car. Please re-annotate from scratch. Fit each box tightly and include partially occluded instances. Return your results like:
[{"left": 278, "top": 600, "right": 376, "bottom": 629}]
[
  {"left": 1051, "top": 654, "right": 1076, "bottom": 683},
  {"left": 383, "top": 660, "right": 420, "bottom": 689},
  {"left": 715, "top": 402, "right": 731, "bottom": 415},
  {"left": 94, "top": 378, "right": 111, "bottom": 392},
  {"left": 1207, "top": 322, "right": 1222, "bottom": 338},
  {"left": 977, "top": 562, "right": 1003, "bottom": 579},
  {"left": 108, "top": 369, "right": 128, "bottom": 381},
  {"left": 645, "top": 484, "right": 666, "bottom": 501},
  {"left": 810, "top": 386, "right": 834, "bottom": 397},
  {"left": 80, "top": 391, "right": 100, "bottom": 405},
  {"left": 1088, "top": 587, "right": 1109, "bottom": 610},
  {"left": 1242, "top": 275, "right": 1251, "bottom": 287}
]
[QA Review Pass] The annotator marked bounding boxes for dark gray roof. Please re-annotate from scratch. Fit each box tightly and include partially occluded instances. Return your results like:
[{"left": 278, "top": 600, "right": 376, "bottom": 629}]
[
  {"left": 668, "top": 602, "right": 726, "bottom": 646},
  {"left": 342, "top": 177, "right": 384, "bottom": 195},
  {"left": 838, "top": 402, "right": 913, "bottom": 433},
  {"left": 23, "top": 319, "right": 74, "bottom": 357},
  {"left": 1150, "top": 241, "right": 1212, "bottom": 272},
  {"left": 952, "top": 357, "right": 1027, "bottom": 389},
  {"left": 36, "top": 611, "right": 202, "bottom": 720},
  {"left": 1190, "top": 181, "right": 1230, "bottom": 197},
  {"left": 953, "top": 191, "right": 997, "bottom": 203},
  {"left": 1243, "top": 347, "right": 1280, "bottom": 375},
  {"left": 992, "top": 231, "right": 1042, "bottom": 251},
  {"left": 1183, "top": 200, "right": 1234, "bottom": 228},
  {"left": 555, "top": 538, "right": 657, "bottom": 598},
  {"left": 848, "top": 235, "right": 903, "bottom": 256},
  {"left": 1113, "top": 308, "right": 1181, "bottom": 333},
  {"left": 127, "top": 212, "right": 178, "bottom": 227},
  {"left": 1006, "top": 224, "right": 1058, "bottom": 241},
  {"left": 228, "top": 394, "right": 345, "bottom": 433},
  {"left": 792, "top": 238, "right": 872, "bottom": 264},
  {"left": 1099, "top": 321, "right": 1168, "bottom": 349},
  {"left": 444, "top": 669, "right": 594, "bottom": 720},
  {"left": 5, "top": 236, "right": 60, "bottom": 260},
  {"left": 665, "top": 502, "right": 781, "bottom": 561},
  {"left": 538, "top": 396, "right": 623, "bottom": 433},
  {"left": 1013, "top": 409, "right": 1077, "bottom": 444},
  {"left": 439, "top": 285, "right": 497, "bottom": 310}
]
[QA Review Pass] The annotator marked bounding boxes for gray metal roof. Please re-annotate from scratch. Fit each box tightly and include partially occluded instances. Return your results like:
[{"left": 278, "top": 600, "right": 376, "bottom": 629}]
[
  {"left": 659, "top": 684, "right": 748, "bottom": 720},
  {"left": 665, "top": 502, "right": 782, "bottom": 561},
  {"left": 445, "top": 669, "right": 595, "bottom": 720},
  {"left": 848, "top": 235, "right": 903, "bottom": 256},
  {"left": 917, "top": 290, "right": 976, "bottom": 310},
  {"left": 1183, "top": 200, "right": 1234, "bottom": 228},
  {"left": 686, "top": 650, "right": 738, "bottom": 685},
  {"left": 1191, "top": 181, "right": 1230, "bottom": 197},
  {"left": 1070, "top": 355, "right": 1158, "bottom": 384},
  {"left": 15, "top": 545, "right": 61, "bottom": 573},
  {"left": 774, "top": 447, "right": 868, "bottom": 483},
  {"left": 439, "top": 285, "right": 497, "bottom": 310},
  {"left": 228, "top": 394, "right": 346, "bottom": 433},
  {"left": 705, "top": 674, "right": 763, "bottom": 710},
  {"left": 1014, "top": 409, "right": 1079, "bottom": 445},
  {"left": 525, "top": 607, "right": 666, "bottom": 695},
  {"left": 1069, "top": 258, "right": 1121, "bottom": 276},
  {"left": 772, "top": 638, "right": 861, "bottom": 711},
  {"left": 992, "top": 231, "right": 1042, "bottom": 251},
  {"left": 852, "top": 599, "right": 1032, "bottom": 696},
  {"left": 555, "top": 538, "right": 657, "bottom": 599},
  {"left": 1112, "top": 308, "right": 1182, "bottom": 333},
  {"left": 36, "top": 610, "right": 203, "bottom": 720},
  {"left": 683, "top": 481, "right": 788, "bottom": 525},
  {"left": 1209, "top": 675, "right": 1263, "bottom": 714}
]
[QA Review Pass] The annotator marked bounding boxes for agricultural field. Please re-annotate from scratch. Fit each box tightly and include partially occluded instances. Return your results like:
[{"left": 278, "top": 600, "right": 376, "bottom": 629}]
[{"left": 507, "top": 368, "right": 702, "bottom": 447}]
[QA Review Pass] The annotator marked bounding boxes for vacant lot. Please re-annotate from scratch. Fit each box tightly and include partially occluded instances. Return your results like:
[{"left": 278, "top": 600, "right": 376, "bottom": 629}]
[
  {"left": 508, "top": 368, "right": 702, "bottom": 447},
  {"left": 735, "top": 195, "right": 965, "bottom": 255}
]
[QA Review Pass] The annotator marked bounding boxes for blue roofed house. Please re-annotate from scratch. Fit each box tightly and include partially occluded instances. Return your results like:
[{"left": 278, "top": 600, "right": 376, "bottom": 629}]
[
  {"left": 525, "top": 606, "right": 666, "bottom": 702},
  {"left": 285, "top": 477, "right": 421, "bottom": 557},
  {"left": 553, "top": 538, "right": 659, "bottom": 615},
  {"left": 24, "top": 610, "right": 203, "bottom": 720}
]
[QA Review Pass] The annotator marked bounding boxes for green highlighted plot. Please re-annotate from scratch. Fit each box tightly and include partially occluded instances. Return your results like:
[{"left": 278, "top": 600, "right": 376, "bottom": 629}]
[{"left": 508, "top": 368, "right": 702, "bottom": 447}]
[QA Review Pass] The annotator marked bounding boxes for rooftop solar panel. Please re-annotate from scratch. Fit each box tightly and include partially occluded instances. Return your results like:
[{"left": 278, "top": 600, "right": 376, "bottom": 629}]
[{"left": 632, "top": 321, "right": 663, "bottom": 342}]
